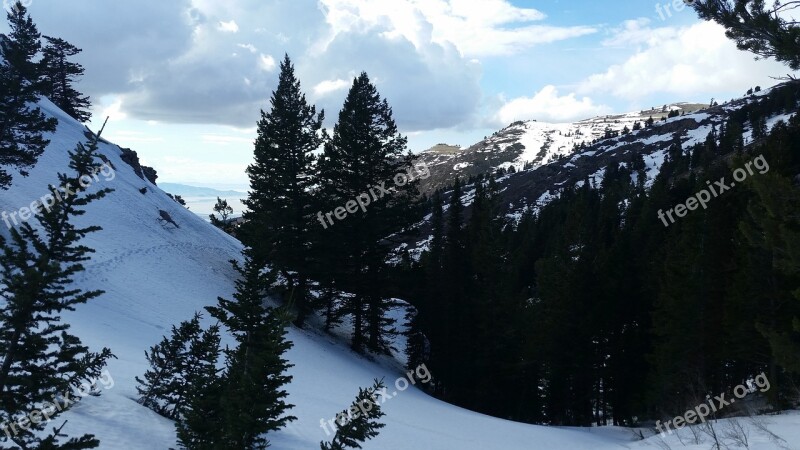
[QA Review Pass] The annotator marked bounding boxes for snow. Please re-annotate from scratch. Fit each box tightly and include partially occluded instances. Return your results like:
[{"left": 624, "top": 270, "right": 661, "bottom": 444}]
[
  {"left": 589, "top": 168, "right": 606, "bottom": 188},
  {"left": 641, "top": 133, "right": 673, "bottom": 146},
  {"left": 2, "top": 99, "right": 798, "bottom": 449},
  {"left": 643, "top": 149, "right": 668, "bottom": 188},
  {"left": 575, "top": 168, "right": 605, "bottom": 189},
  {"left": 683, "top": 124, "right": 715, "bottom": 148},
  {"left": 766, "top": 112, "right": 794, "bottom": 130}
]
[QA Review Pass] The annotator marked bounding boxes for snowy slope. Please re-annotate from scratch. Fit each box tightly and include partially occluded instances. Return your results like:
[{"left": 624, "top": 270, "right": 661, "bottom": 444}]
[
  {"left": 420, "top": 102, "right": 707, "bottom": 182},
  {"left": 1, "top": 98, "right": 798, "bottom": 449}
]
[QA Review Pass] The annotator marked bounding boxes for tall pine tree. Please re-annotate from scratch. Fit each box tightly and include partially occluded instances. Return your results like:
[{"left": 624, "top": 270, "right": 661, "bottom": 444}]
[
  {"left": 316, "top": 72, "right": 418, "bottom": 353},
  {"left": 0, "top": 1, "right": 57, "bottom": 188},
  {"left": 39, "top": 36, "right": 92, "bottom": 122},
  {"left": 242, "top": 54, "right": 324, "bottom": 327}
]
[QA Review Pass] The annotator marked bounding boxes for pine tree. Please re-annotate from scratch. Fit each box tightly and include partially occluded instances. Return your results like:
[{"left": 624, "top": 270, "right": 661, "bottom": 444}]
[
  {"left": 206, "top": 252, "right": 296, "bottom": 449},
  {"left": 741, "top": 150, "right": 800, "bottom": 377},
  {"left": 241, "top": 54, "right": 325, "bottom": 327},
  {"left": 0, "top": 1, "right": 57, "bottom": 188},
  {"left": 0, "top": 133, "right": 114, "bottom": 449},
  {"left": 437, "top": 178, "right": 468, "bottom": 397},
  {"left": 316, "top": 72, "right": 419, "bottom": 353},
  {"left": 405, "top": 192, "right": 444, "bottom": 372},
  {"left": 39, "top": 36, "right": 92, "bottom": 122},
  {"left": 175, "top": 324, "right": 224, "bottom": 450},
  {"left": 209, "top": 197, "right": 233, "bottom": 233},
  {"left": 136, "top": 313, "right": 204, "bottom": 419},
  {"left": 320, "top": 380, "right": 386, "bottom": 450}
]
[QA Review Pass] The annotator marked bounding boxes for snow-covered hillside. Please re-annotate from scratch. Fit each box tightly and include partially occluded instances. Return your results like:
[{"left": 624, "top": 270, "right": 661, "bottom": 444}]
[
  {"left": 1, "top": 98, "right": 798, "bottom": 449},
  {"left": 417, "top": 102, "right": 709, "bottom": 194}
]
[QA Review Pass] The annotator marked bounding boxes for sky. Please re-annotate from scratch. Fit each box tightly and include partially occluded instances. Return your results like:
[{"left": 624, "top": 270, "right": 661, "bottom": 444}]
[{"left": 2, "top": 0, "right": 795, "bottom": 189}]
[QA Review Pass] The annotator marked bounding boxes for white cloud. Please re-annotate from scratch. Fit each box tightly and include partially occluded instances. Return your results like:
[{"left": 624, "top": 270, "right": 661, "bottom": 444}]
[
  {"left": 579, "top": 20, "right": 795, "bottom": 100},
  {"left": 307, "top": 26, "right": 482, "bottom": 131},
  {"left": 495, "top": 85, "right": 610, "bottom": 124},
  {"left": 259, "top": 54, "right": 276, "bottom": 72},
  {"left": 98, "top": 97, "right": 128, "bottom": 121},
  {"left": 218, "top": 20, "right": 239, "bottom": 33},
  {"left": 34, "top": 0, "right": 593, "bottom": 131},
  {"left": 600, "top": 18, "right": 677, "bottom": 48},
  {"left": 313, "top": 78, "right": 350, "bottom": 97},
  {"left": 318, "top": 0, "right": 597, "bottom": 57}
]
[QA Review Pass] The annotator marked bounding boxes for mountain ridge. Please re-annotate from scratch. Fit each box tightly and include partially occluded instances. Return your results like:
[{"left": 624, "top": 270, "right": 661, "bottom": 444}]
[{"left": 416, "top": 101, "right": 712, "bottom": 195}]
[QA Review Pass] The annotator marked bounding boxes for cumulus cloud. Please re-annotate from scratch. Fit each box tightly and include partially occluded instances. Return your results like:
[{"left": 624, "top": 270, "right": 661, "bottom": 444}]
[
  {"left": 306, "top": 27, "right": 482, "bottom": 131},
  {"left": 22, "top": 0, "right": 197, "bottom": 96},
  {"left": 313, "top": 78, "right": 350, "bottom": 97},
  {"left": 259, "top": 54, "right": 277, "bottom": 72},
  {"left": 495, "top": 85, "right": 610, "bottom": 124},
  {"left": 11, "top": 0, "right": 598, "bottom": 131},
  {"left": 237, "top": 43, "right": 258, "bottom": 53},
  {"left": 319, "top": 0, "right": 597, "bottom": 57},
  {"left": 218, "top": 20, "right": 239, "bottom": 33},
  {"left": 579, "top": 20, "right": 794, "bottom": 100}
]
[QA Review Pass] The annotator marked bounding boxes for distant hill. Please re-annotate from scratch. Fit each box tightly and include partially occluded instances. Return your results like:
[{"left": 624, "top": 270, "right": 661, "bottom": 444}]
[
  {"left": 416, "top": 102, "right": 710, "bottom": 195},
  {"left": 159, "top": 182, "right": 247, "bottom": 198},
  {"left": 402, "top": 84, "right": 798, "bottom": 260}
]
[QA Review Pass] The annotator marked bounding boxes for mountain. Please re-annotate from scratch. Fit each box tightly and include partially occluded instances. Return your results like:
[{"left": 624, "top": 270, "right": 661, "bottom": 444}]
[
  {"left": 402, "top": 85, "right": 797, "bottom": 260},
  {"left": 417, "top": 102, "right": 708, "bottom": 195}
]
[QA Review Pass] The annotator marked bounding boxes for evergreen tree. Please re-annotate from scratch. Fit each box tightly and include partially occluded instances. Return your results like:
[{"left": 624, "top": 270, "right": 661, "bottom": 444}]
[
  {"left": 136, "top": 313, "right": 204, "bottom": 419},
  {"left": 320, "top": 380, "right": 386, "bottom": 450},
  {"left": 405, "top": 192, "right": 444, "bottom": 373},
  {"left": 400, "top": 82, "right": 800, "bottom": 425},
  {"left": 316, "top": 72, "right": 418, "bottom": 353},
  {"left": 0, "top": 133, "right": 114, "bottom": 449},
  {"left": 175, "top": 324, "right": 224, "bottom": 450},
  {"left": 740, "top": 124, "right": 800, "bottom": 386},
  {"left": 209, "top": 197, "right": 233, "bottom": 233},
  {"left": 242, "top": 54, "right": 325, "bottom": 327},
  {"left": 0, "top": 1, "right": 57, "bottom": 188},
  {"left": 206, "top": 252, "right": 296, "bottom": 449},
  {"left": 436, "top": 178, "right": 468, "bottom": 396},
  {"left": 39, "top": 36, "right": 91, "bottom": 122}
]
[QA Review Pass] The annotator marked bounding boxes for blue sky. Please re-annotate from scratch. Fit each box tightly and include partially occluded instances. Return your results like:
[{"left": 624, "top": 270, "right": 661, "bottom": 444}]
[{"left": 3, "top": 0, "right": 792, "bottom": 188}]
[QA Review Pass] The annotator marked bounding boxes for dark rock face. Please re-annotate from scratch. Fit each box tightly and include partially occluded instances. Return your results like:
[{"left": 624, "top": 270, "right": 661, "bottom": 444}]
[{"left": 119, "top": 147, "right": 158, "bottom": 185}]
